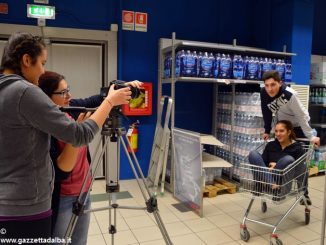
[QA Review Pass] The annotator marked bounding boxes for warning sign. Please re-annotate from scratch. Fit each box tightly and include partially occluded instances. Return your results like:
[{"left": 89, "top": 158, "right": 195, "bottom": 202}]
[
  {"left": 122, "top": 10, "right": 134, "bottom": 31},
  {"left": 135, "top": 12, "right": 147, "bottom": 32},
  {"left": 0, "top": 3, "right": 8, "bottom": 14}
]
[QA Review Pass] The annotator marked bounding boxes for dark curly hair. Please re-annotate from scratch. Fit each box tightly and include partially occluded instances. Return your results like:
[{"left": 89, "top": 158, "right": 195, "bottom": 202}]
[
  {"left": 39, "top": 71, "right": 65, "bottom": 97},
  {"left": 0, "top": 32, "right": 46, "bottom": 76}
]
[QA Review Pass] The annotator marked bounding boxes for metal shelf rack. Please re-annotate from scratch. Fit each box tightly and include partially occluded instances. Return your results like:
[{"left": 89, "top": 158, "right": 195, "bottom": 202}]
[{"left": 158, "top": 32, "right": 296, "bottom": 190}]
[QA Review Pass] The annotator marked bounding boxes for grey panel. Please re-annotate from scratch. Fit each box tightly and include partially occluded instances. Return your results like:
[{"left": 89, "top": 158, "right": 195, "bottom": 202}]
[{"left": 48, "top": 43, "right": 102, "bottom": 98}]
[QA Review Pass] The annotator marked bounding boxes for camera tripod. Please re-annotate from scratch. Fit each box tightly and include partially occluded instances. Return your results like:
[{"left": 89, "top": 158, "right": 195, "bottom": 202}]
[{"left": 63, "top": 120, "right": 173, "bottom": 245}]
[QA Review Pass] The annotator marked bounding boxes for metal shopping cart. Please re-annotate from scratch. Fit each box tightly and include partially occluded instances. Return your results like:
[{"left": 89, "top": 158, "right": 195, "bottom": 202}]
[{"left": 239, "top": 143, "right": 314, "bottom": 245}]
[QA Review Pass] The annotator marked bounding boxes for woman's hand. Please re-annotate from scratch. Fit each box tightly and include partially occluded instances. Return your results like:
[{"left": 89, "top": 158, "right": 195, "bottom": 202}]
[
  {"left": 269, "top": 162, "right": 276, "bottom": 170},
  {"left": 105, "top": 84, "right": 132, "bottom": 106},
  {"left": 76, "top": 112, "right": 92, "bottom": 123},
  {"left": 125, "top": 80, "right": 143, "bottom": 89},
  {"left": 263, "top": 133, "right": 270, "bottom": 141}
]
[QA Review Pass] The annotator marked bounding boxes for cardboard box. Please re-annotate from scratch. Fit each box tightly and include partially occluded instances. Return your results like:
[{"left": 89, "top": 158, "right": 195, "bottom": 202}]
[{"left": 311, "top": 62, "right": 326, "bottom": 73}]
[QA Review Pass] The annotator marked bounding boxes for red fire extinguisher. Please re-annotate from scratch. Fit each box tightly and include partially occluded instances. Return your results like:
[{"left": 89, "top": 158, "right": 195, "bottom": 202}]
[{"left": 127, "top": 121, "right": 139, "bottom": 153}]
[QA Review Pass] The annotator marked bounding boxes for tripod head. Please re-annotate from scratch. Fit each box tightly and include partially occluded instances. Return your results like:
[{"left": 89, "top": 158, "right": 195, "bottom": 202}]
[{"left": 101, "top": 106, "right": 127, "bottom": 142}]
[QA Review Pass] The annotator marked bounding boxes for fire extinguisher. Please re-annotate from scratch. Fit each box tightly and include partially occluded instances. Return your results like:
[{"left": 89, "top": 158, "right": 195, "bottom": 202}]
[{"left": 127, "top": 121, "right": 139, "bottom": 153}]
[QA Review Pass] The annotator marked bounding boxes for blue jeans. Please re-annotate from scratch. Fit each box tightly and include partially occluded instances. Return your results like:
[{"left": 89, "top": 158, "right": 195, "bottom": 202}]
[
  {"left": 248, "top": 150, "right": 295, "bottom": 194},
  {"left": 52, "top": 195, "right": 91, "bottom": 245}
]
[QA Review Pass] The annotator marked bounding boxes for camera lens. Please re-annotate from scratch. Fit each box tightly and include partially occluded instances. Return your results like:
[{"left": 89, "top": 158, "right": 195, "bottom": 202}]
[{"left": 129, "top": 86, "right": 140, "bottom": 99}]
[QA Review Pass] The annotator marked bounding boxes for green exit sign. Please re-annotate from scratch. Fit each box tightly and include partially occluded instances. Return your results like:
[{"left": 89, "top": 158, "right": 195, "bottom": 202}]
[{"left": 27, "top": 4, "right": 55, "bottom": 19}]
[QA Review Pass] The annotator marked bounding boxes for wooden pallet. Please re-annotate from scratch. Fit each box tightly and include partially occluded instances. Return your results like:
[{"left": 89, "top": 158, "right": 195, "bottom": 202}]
[
  {"left": 214, "top": 178, "right": 237, "bottom": 194},
  {"left": 203, "top": 178, "right": 237, "bottom": 198},
  {"left": 309, "top": 166, "right": 319, "bottom": 176}
]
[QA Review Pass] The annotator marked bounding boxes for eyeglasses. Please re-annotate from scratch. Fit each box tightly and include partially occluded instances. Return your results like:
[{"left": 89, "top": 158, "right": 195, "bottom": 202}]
[{"left": 52, "top": 87, "right": 70, "bottom": 98}]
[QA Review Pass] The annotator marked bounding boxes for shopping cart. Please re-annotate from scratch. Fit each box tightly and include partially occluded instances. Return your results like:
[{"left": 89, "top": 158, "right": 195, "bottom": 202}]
[{"left": 239, "top": 143, "right": 314, "bottom": 245}]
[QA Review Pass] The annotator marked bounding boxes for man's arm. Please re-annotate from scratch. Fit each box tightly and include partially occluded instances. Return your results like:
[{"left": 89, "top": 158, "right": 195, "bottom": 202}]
[
  {"left": 289, "top": 95, "right": 320, "bottom": 146},
  {"left": 260, "top": 90, "right": 273, "bottom": 135},
  {"left": 289, "top": 95, "right": 313, "bottom": 139}
]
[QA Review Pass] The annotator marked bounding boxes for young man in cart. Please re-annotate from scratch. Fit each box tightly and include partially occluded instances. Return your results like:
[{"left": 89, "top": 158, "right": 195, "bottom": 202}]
[{"left": 260, "top": 70, "right": 320, "bottom": 205}]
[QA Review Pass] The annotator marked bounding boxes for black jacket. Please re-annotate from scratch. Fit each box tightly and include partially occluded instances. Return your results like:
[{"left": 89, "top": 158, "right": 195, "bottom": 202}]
[{"left": 262, "top": 139, "right": 304, "bottom": 166}]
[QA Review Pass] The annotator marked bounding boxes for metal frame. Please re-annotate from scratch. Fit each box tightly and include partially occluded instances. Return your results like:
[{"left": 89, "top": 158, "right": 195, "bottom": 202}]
[
  {"left": 239, "top": 144, "right": 314, "bottom": 245},
  {"left": 147, "top": 96, "right": 173, "bottom": 196},
  {"left": 158, "top": 32, "right": 296, "bottom": 185}
]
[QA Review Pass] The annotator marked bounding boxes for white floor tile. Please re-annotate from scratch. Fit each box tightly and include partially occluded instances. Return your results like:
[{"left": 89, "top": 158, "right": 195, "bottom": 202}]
[
  {"left": 171, "top": 233, "right": 205, "bottom": 245},
  {"left": 124, "top": 215, "right": 156, "bottom": 229},
  {"left": 183, "top": 218, "right": 217, "bottom": 233},
  {"left": 196, "top": 228, "right": 233, "bottom": 244},
  {"left": 131, "top": 226, "right": 164, "bottom": 242},
  {"left": 88, "top": 222, "right": 102, "bottom": 236},
  {"left": 285, "top": 226, "right": 320, "bottom": 243},
  {"left": 103, "top": 230, "right": 138, "bottom": 245},
  {"left": 207, "top": 213, "right": 239, "bottom": 228},
  {"left": 87, "top": 177, "right": 326, "bottom": 245},
  {"left": 87, "top": 234, "right": 106, "bottom": 245}
]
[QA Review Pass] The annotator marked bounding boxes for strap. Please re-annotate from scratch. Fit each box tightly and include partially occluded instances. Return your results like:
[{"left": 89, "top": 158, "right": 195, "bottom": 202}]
[{"left": 0, "top": 74, "right": 22, "bottom": 91}]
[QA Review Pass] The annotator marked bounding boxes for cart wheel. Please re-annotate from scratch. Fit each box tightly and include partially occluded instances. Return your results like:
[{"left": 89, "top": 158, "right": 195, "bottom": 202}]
[
  {"left": 270, "top": 238, "right": 283, "bottom": 245},
  {"left": 261, "top": 201, "right": 267, "bottom": 213},
  {"left": 240, "top": 228, "right": 250, "bottom": 242},
  {"left": 305, "top": 211, "right": 310, "bottom": 225}
]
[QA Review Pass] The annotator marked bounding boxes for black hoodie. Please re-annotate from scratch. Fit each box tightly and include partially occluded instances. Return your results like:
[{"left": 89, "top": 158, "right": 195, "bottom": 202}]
[{"left": 261, "top": 139, "right": 304, "bottom": 166}]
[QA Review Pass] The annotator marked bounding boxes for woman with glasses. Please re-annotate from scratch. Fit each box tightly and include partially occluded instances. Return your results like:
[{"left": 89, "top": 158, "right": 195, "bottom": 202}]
[
  {"left": 38, "top": 71, "right": 142, "bottom": 244},
  {"left": 0, "top": 32, "right": 132, "bottom": 241}
]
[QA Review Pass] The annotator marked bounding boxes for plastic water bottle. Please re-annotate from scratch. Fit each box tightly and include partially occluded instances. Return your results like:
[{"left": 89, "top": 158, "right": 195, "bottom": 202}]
[
  {"left": 219, "top": 54, "right": 231, "bottom": 78},
  {"left": 197, "top": 51, "right": 202, "bottom": 77},
  {"left": 213, "top": 53, "right": 221, "bottom": 78},
  {"left": 183, "top": 50, "right": 195, "bottom": 77},
  {"left": 175, "top": 50, "right": 182, "bottom": 77},
  {"left": 284, "top": 60, "right": 292, "bottom": 82},
  {"left": 247, "top": 56, "right": 258, "bottom": 80},
  {"left": 233, "top": 55, "right": 244, "bottom": 79},
  {"left": 200, "top": 52, "right": 213, "bottom": 77},
  {"left": 163, "top": 55, "right": 170, "bottom": 78},
  {"left": 275, "top": 59, "right": 285, "bottom": 80},
  {"left": 261, "top": 57, "right": 268, "bottom": 74},
  {"left": 192, "top": 51, "right": 198, "bottom": 77},
  {"left": 258, "top": 57, "right": 263, "bottom": 80}
]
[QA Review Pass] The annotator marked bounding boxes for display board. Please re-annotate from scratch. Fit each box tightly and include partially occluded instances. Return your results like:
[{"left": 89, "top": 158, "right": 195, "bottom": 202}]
[{"left": 173, "top": 128, "right": 203, "bottom": 216}]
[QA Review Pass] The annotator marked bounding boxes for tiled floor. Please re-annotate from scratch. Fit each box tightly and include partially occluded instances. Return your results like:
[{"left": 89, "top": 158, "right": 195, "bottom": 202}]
[{"left": 86, "top": 175, "right": 326, "bottom": 244}]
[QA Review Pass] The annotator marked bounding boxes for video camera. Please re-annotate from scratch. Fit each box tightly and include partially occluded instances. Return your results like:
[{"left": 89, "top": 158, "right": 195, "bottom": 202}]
[
  {"left": 100, "top": 80, "right": 141, "bottom": 100},
  {"left": 59, "top": 80, "right": 141, "bottom": 113}
]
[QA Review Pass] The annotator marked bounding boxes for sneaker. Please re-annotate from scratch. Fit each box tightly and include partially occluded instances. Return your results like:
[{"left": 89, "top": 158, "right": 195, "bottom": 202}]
[{"left": 300, "top": 196, "right": 312, "bottom": 205}]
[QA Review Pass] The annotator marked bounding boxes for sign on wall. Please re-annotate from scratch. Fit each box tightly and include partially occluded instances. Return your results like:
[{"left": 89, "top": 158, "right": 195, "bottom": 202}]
[
  {"left": 122, "top": 10, "right": 134, "bottom": 31},
  {"left": 27, "top": 4, "right": 55, "bottom": 19},
  {"left": 0, "top": 3, "right": 8, "bottom": 14},
  {"left": 135, "top": 12, "right": 147, "bottom": 32}
]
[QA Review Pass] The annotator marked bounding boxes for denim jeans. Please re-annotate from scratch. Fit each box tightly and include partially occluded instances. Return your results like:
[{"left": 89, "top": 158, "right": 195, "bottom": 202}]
[
  {"left": 248, "top": 150, "right": 295, "bottom": 194},
  {"left": 52, "top": 195, "right": 91, "bottom": 245}
]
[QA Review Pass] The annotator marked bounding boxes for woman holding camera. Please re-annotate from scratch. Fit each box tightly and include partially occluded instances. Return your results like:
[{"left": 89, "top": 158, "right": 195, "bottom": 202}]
[
  {"left": 39, "top": 71, "right": 142, "bottom": 244},
  {"left": 0, "top": 32, "right": 132, "bottom": 241}
]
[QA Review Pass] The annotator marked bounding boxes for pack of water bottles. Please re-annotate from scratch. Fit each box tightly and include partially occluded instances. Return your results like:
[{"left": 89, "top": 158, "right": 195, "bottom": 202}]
[
  {"left": 163, "top": 50, "right": 292, "bottom": 82},
  {"left": 310, "top": 146, "right": 326, "bottom": 171},
  {"left": 310, "top": 87, "right": 326, "bottom": 104},
  {"left": 215, "top": 90, "right": 264, "bottom": 167}
]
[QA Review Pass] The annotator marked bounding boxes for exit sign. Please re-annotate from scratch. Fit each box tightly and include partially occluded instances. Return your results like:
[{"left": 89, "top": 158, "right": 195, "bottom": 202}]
[{"left": 27, "top": 4, "right": 55, "bottom": 19}]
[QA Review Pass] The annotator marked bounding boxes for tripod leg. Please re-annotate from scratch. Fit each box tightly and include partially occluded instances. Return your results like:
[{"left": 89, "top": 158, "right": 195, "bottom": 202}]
[
  {"left": 64, "top": 136, "right": 112, "bottom": 244},
  {"left": 118, "top": 132, "right": 173, "bottom": 245},
  {"left": 108, "top": 193, "right": 118, "bottom": 245}
]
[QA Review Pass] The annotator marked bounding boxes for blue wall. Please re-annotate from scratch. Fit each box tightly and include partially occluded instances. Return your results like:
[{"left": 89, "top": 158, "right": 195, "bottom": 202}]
[
  {"left": 312, "top": 0, "right": 326, "bottom": 55},
  {"left": 0, "top": 0, "right": 316, "bottom": 179}
]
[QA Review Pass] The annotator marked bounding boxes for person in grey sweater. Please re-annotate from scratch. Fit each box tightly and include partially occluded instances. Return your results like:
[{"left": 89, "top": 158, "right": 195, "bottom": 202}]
[
  {"left": 0, "top": 32, "right": 135, "bottom": 241},
  {"left": 260, "top": 70, "right": 320, "bottom": 205}
]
